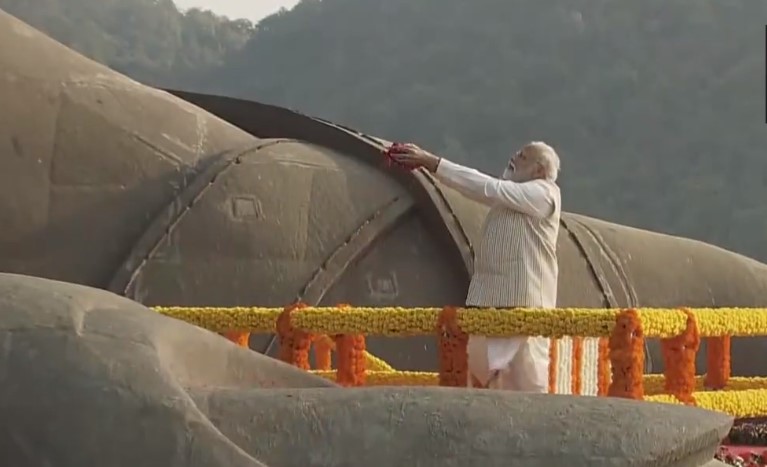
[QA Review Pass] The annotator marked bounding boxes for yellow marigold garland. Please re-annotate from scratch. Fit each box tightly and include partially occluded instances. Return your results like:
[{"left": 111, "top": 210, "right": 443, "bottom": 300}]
[
  {"left": 608, "top": 309, "right": 644, "bottom": 399},
  {"left": 705, "top": 336, "right": 731, "bottom": 390},
  {"left": 364, "top": 352, "right": 395, "bottom": 372},
  {"left": 456, "top": 308, "right": 617, "bottom": 337},
  {"left": 660, "top": 308, "right": 700, "bottom": 405},
  {"left": 647, "top": 389, "right": 767, "bottom": 419},
  {"left": 276, "top": 303, "right": 312, "bottom": 370},
  {"left": 312, "top": 370, "right": 438, "bottom": 386},
  {"left": 437, "top": 306, "right": 468, "bottom": 387},
  {"left": 548, "top": 338, "right": 558, "bottom": 394},
  {"left": 642, "top": 375, "right": 767, "bottom": 395},
  {"left": 597, "top": 337, "right": 611, "bottom": 396},
  {"left": 154, "top": 306, "right": 280, "bottom": 333},
  {"left": 153, "top": 306, "right": 767, "bottom": 339}
]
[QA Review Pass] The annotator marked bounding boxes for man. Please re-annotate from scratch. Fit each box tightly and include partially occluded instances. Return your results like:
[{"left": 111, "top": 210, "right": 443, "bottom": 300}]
[{"left": 389, "top": 141, "right": 561, "bottom": 392}]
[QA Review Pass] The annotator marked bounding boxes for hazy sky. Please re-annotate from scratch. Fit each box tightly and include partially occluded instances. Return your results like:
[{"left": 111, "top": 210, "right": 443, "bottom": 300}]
[{"left": 172, "top": 0, "right": 301, "bottom": 22}]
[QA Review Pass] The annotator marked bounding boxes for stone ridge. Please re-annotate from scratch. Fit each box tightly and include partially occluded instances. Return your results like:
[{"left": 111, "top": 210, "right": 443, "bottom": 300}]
[{"left": 192, "top": 386, "right": 732, "bottom": 467}]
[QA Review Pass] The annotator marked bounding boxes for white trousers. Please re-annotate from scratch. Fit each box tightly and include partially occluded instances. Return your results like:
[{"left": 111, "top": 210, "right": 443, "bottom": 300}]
[{"left": 466, "top": 335, "right": 550, "bottom": 392}]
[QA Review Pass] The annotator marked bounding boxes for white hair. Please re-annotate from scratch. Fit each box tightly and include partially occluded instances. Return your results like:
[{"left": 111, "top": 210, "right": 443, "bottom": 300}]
[{"left": 526, "top": 141, "right": 560, "bottom": 182}]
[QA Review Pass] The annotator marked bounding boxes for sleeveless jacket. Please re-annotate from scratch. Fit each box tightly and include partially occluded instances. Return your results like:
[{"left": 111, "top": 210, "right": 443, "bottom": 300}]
[{"left": 466, "top": 180, "right": 561, "bottom": 308}]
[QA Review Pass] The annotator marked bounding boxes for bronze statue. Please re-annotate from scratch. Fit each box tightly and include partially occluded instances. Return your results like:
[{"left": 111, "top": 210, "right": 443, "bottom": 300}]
[{"left": 1, "top": 8, "right": 767, "bottom": 378}]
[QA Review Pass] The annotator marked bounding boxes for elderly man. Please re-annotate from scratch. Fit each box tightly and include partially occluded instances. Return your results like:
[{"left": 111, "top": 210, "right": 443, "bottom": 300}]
[{"left": 389, "top": 141, "right": 561, "bottom": 392}]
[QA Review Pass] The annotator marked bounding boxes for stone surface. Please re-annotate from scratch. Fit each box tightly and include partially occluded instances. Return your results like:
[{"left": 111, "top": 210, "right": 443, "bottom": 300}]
[
  {"left": 193, "top": 387, "right": 731, "bottom": 467},
  {"left": 0, "top": 273, "right": 333, "bottom": 467},
  {"left": 0, "top": 273, "right": 734, "bottom": 466}
]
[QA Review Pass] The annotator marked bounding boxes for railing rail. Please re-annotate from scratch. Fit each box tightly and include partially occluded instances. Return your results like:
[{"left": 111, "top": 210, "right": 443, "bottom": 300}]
[{"left": 154, "top": 306, "right": 767, "bottom": 337}]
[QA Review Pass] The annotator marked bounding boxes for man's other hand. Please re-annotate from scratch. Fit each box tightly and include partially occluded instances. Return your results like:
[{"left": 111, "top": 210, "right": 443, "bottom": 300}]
[{"left": 387, "top": 143, "right": 440, "bottom": 172}]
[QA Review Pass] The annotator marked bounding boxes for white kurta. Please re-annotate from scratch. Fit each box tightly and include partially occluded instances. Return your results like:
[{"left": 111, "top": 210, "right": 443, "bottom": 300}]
[{"left": 433, "top": 159, "right": 561, "bottom": 392}]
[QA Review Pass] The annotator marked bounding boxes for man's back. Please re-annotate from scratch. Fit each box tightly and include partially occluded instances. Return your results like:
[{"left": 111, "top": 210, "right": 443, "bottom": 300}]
[{"left": 467, "top": 179, "right": 561, "bottom": 308}]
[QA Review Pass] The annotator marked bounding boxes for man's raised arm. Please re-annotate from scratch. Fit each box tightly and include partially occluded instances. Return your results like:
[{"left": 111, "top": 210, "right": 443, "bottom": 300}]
[{"left": 433, "top": 159, "right": 555, "bottom": 218}]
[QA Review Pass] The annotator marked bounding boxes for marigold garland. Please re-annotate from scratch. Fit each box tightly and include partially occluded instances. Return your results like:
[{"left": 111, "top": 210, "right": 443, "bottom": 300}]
[
  {"left": 548, "top": 338, "right": 558, "bottom": 394},
  {"left": 276, "top": 303, "right": 312, "bottom": 370},
  {"left": 154, "top": 305, "right": 767, "bottom": 407},
  {"left": 706, "top": 336, "right": 731, "bottom": 390},
  {"left": 312, "top": 370, "right": 439, "bottom": 386},
  {"left": 437, "top": 306, "right": 468, "bottom": 387},
  {"left": 597, "top": 337, "right": 611, "bottom": 396},
  {"left": 661, "top": 308, "right": 700, "bottom": 405},
  {"left": 221, "top": 331, "right": 250, "bottom": 348},
  {"left": 647, "top": 389, "right": 767, "bottom": 419},
  {"left": 156, "top": 304, "right": 767, "bottom": 418},
  {"left": 571, "top": 336, "right": 584, "bottom": 395},
  {"left": 153, "top": 306, "right": 767, "bottom": 339},
  {"left": 608, "top": 308, "right": 644, "bottom": 399}
]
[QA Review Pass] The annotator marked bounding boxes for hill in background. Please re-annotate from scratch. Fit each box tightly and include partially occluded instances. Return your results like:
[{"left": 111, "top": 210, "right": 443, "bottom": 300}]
[{"left": 2, "top": 0, "right": 766, "bottom": 261}]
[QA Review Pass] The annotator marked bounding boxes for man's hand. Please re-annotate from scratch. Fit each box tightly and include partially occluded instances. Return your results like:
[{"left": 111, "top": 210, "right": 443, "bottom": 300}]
[{"left": 387, "top": 143, "right": 441, "bottom": 172}]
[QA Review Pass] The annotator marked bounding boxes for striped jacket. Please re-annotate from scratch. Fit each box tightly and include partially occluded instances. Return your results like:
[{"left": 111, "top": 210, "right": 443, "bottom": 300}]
[
  {"left": 466, "top": 185, "right": 560, "bottom": 308},
  {"left": 433, "top": 159, "right": 561, "bottom": 308}
]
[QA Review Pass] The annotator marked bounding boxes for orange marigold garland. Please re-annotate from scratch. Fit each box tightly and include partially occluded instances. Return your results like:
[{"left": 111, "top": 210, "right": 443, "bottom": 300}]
[
  {"left": 548, "top": 338, "right": 559, "bottom": 394},
  {"left": 608, "top": 308, "right": 644, "bottom": 399},
  {"left": 333, "top": 304, "right": 366, "bottom": 387},
  {"left": 276, "top": 302, "right": 312, "bottom": 370},
  {"left": 222, "top": 331, "right": 250, "bottom": 348},
  {"left": 313, "top": 335, "right": 333, "bottom": 371},
  {"left": 597, "top": 337, "right": 611, "bottom": 396},
  {"left": 704, "top": 336, "right": 731, "bottom": 390},
  {"left": 437, "top": 306, "right": 469, "bottom": 387},
  {"left": 661, "top": 308, "right": 700, "bottom": 405},
  {"left": 571, "top": 336, "right": 584, "bottom": 395}
]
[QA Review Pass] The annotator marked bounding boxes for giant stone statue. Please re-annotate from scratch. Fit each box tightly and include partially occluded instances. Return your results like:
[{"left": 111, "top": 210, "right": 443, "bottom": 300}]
[
  {"left": 1, "top": 8, "right": 767, "bottom": 377},
  {"left": 0, "top": 272, "right": 734, "bottom": 466}
]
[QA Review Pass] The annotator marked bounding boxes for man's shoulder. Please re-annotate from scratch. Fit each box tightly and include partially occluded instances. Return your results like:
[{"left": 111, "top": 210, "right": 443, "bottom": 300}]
[
  {"left": 530, "top": 179, "right": 561, "bottom": 197},
  {"left": 533, "top": 179, "right": 561, "bottom": 217}
]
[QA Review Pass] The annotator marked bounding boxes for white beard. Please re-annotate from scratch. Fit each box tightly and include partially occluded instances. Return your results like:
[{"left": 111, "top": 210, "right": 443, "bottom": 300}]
[{"left": 501, "top": 167, "right": 514, "bottom": 180}]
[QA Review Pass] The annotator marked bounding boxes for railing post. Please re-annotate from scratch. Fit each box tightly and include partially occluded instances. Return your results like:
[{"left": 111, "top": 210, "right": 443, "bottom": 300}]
[
  {"left": 704, "top": 336, "right": 731, "bottom": 390},
  {"left": 548, "top": 338, "right": 559, "bottom": 394},
  {"left": 312, "top": 335, "right": 333, "bottom": 371},
  {"left": 276, "top": 302, "right": 312, "bottom": 369},
  {"left": 571, "top": 337, "right": 584, "bottom": 395},
  {"left": 437, "top": 306, "right": 469, "bottom": 387},
  {"left": 597, "top": 337, "right": 611, "bottom": 396},
  {"left": 334, "top": 304, "right": 366, "bottom": 387},
  {"left": 608, "top": 308, "right": 644, "bottom": 399},
  {"left": 661, "top": 308, "right": 700, "bottom": 404}
]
